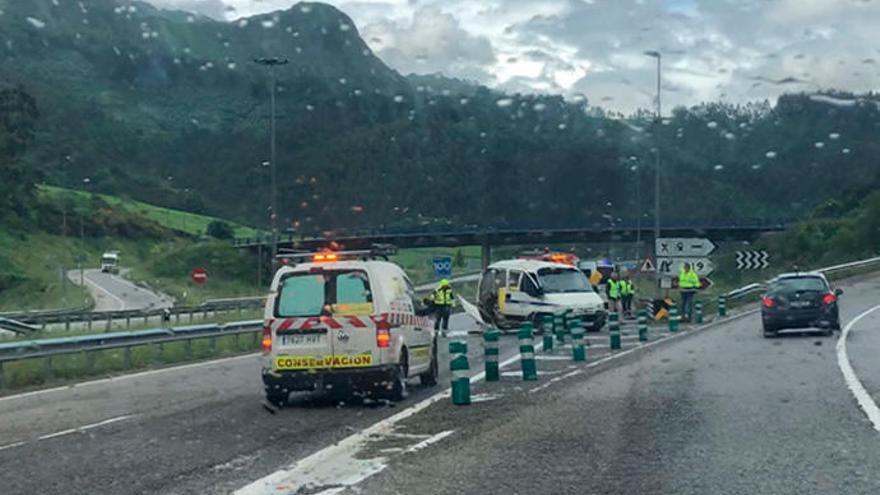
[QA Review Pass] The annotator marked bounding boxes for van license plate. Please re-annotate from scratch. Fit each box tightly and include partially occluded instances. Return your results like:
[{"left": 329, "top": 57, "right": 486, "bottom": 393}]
[{"left": 281, "top": 334, "right": 322, "bottom": 345}]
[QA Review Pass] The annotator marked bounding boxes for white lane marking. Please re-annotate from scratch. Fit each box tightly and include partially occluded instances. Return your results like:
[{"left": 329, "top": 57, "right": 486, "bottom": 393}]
[
  {"left": 7, "top": 415, "right": 135, "bottom": 450},
  {"left": 237, "top": 310, "right": 760, "bottom": 495},
  {"left": 403, "top": 430, "right": 455, "bottom": 453},
  {"left": 83, "top": 272, "right": 127, "bottom": 311},
  {"left": 0, "top": 441, "right": 25, "bottom": 451},
  {"left": 0, "top": 353, "right": 258, "bottom": 404},
  {"left": 235, "top": 344, "right": 533, "bottom": 495},
  {"left": 836, "top": 304, "right": 880, "bottom": 432}
]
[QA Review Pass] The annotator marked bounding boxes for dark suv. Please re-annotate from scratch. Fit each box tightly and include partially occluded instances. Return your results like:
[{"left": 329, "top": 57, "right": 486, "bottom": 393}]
[{"left": 761, "top": 273, "right": 842, "bottom": 338}]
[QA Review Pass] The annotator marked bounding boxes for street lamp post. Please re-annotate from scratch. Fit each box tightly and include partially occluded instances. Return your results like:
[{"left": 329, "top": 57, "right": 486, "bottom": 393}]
[
  {"left": 254, "top": 57, "right": 289, "bottom": 271},
  {"left": 644, "top": 50, "right": 662, "bottom": 294},
  {"left": 630, "top": 160, "right": 641, "bottom": 259},
  {"left": 80, "top": 177, "right": 91, "bottom": 286}
]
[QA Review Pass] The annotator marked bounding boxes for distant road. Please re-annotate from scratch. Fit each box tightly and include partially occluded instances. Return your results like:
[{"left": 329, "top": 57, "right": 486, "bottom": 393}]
[{"left": 67, "top": 269, "right": 172, "bottom": 311}]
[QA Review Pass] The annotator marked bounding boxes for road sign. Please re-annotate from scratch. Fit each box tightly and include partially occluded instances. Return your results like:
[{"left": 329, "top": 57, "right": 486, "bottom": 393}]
[
  {"left": 656, "top": 257, "right": 715, "bottom": 276},
  {"left": 668, "top": 276, "right": 714, "bottom": 290},
  {"left": 191, "top": 267, "right": 208, "bottom": 284},
  {"left": 736, "top": 250, "right": 769, "bottom": 270},
  {"left": 640, "top": 257, "right": 656, "bottom": 273},
  {"left": 432, "top": 256, "right": 452, "bottom": 279},
  {"left": 655, "top": 238, "right": 716, "bottom": 257}
]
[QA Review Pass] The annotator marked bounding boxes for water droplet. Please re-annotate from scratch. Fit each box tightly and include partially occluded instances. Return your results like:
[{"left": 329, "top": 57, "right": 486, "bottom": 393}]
[
  {"left": 26, "top": 17, "right": 46, "bottom": 29},
  {"left": 479, "top": 132, "right": 487, "bottom": 138},
  {"left": 724, "top": 132, "right": 736, "bottom": 140},
  {"left": 300, "top": 5, "right": 312, "bottom": 13},
  {"left": 842, "top": 148, "right": 851, "bottom": 154},
  {"left": 393, "top": 95, "right": 404, "bottom": 103},
  {"left": 350, "top": 205, "right": 365, "bottom": 212},
  {"left": 829, "top": 132, "right": 840, "bottom": 140},
  {"left": 814, "top": 141, "right": 825, "bottom": 149},
  {"left": 227, "top": 62, "right": 236, "bottom": 70},
  {"left": 751, "top": 164, "right": 762, "bottom": 170},
  {"left": 533, "top": 103, "right": 547, "bottom": 112},
  {"left": 558, "top": 123, "right": 567, "bottom": 130},
  {"left": 261, "top": 19, "right": 275, "bottom": 29},
  {"left": 496, "top": 98, "right": 514, "bottom": 108},
  {"left": 460, "top": 98, "right": 469, "bottom": 105},
  {"left": 238, "top": 19, "right": 248, "bottom": 28},
  {"left": 765, "top": 151, "right": 777, "bottom": 159},
  {"left": 339, "top": 23, "right": 351, "bottom": 32},
  {"left": 706, "top": 121, "right": 718, "bottom": 129},
  {"left": 362, "top": 49, "right": 370, "bottom": 56},
  {"left": 339, "top": 78, "right": 347, "bottom": 85},
  {"left": 713, "top": 164, "right": 724, "bottom": 171},
  {"left": 305, "top": 104, "right": 314, "bottom": 111},
  {"left": 353, "top": 89, "right": 362, "bottom": 96}
]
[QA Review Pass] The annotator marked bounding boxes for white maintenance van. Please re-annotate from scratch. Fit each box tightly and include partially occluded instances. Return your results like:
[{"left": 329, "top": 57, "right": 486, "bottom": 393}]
[
  {"left": 475, "top": 259, "right": 607, "bottom": 331},
  {"left": 260, "top": 246, "right": 438, "bottom": 406}
]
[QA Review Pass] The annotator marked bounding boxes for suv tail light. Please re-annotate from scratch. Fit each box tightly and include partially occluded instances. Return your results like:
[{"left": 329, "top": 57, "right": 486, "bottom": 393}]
[
  {"left": 822, "top": 293, "right": 837, "bottom": 305},
  {"left": 761, "top": 296, "right": 775, "bottom": 308},
  {"left": 376, "top": 320, "right": 391, "bottom": 348},
  {"left": 261, "top": 323, "right": 272, "bottom": 353}
]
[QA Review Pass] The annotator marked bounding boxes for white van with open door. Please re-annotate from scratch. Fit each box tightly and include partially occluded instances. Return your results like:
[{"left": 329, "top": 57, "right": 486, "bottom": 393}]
[
  {"left": 261, "top": 247, "right": 437, "bottom": 406},
  {"left": 477, "top": 259, "right": 606, "bottom": 331}
]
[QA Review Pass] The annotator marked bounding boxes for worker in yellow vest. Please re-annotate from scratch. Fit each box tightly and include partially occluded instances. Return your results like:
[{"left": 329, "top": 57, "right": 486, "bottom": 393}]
[
  {"left": 431, "top": 279, "right": 454, "bottom": 336},
  {"left": 679, "top": 263, "right": 701, "bottom": 322},
  {"left": 620, "top": 274, "right": 636, "bottom": 319},
  {"left": 606, "top": 272, "right": 623, "bottom": 316}
]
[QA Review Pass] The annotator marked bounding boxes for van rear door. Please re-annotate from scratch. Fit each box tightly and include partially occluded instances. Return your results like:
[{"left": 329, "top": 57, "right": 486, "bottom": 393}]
[{"left": 271, "top": 268, "right": 378, "bottom": 371}]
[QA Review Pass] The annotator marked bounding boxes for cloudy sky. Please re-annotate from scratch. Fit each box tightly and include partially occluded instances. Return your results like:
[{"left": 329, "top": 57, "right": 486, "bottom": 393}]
[{"left": 146, "top": 0, "right": 880, "bottom": 113}]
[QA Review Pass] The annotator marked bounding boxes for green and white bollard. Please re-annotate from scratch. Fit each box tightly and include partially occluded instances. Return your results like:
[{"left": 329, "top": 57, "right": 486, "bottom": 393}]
[
  {"left": 695, "top": 301, "right": 703, "bottom": 324},
  {"left": 542, "top": 315, "right": 554, "bottom": 352},
  {"left": 638, "top": 309, "right": 648, "bottom": 342},
  {"left": 554, "top": 315, "right": 565, "bottom": 344},
  {"left": 484, "top": 329, "right": 500, "bottom": 382},
  {"left": 571, "top": 322, "right": 586, "bottom": 362},
  {"left": 449, "top": 340, "right": 471, "bottom": 405},
  {"left": 718, "top": 295, "right": 727, "bottom": 317},
  {"left": 669, "top": 303, "right": 680, "bottom": 332},
  {"left": 609, "top": 312, "right": 621, "bottom": 350},
  {"left": 519, "top": 323, "right": 538, "bottom": 381}
]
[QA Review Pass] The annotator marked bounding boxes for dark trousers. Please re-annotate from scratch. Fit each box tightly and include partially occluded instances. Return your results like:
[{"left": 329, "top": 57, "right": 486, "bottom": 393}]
[
  {"left": 622, "top": 295, "right": 633, "bottom": 315},
  {"left": 680, "top": 290, "right": 696, "bottom": 321},
  {"left": 434, "top": 306, "right": 451, "bottom": 331}
]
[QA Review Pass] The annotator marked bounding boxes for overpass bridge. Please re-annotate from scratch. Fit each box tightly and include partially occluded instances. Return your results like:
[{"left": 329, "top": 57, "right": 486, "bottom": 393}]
[{"left": 232, "top": 220, "right": 789, "bottom": 270}]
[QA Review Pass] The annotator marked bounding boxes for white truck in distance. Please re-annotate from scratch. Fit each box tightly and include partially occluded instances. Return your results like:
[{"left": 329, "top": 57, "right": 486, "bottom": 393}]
[{"left": 100, "top": 252, "right": 119, "bottom": 274}]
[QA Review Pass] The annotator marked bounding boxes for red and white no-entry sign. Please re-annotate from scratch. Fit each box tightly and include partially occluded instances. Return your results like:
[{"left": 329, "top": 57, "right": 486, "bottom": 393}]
[{"left": 191, "top": 267, "right": 209, "bottom": 284}]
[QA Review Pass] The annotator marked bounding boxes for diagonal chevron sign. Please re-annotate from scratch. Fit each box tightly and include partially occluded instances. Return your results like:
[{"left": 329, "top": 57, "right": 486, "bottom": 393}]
[{"left": 736, "top": 250, "right": 769, "bottom": 270}]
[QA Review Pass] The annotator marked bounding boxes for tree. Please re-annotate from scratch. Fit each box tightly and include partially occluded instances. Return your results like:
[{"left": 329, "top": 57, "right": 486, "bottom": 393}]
[
  {"left": 0, "top": 86, "right": 39, "bottom": 220},
  {"left": 206, "top": 220, "right": 235, "bottom": 240}
]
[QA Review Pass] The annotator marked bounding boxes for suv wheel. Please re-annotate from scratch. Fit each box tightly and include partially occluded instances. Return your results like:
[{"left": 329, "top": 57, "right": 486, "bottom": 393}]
[{"left": 419, "top": 339, "right": 439, "bottom": 387}]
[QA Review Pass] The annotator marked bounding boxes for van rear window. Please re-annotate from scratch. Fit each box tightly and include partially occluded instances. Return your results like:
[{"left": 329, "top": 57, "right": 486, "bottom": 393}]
[{"left": 276, "top": 270, "right": 373, "bottom": 317}]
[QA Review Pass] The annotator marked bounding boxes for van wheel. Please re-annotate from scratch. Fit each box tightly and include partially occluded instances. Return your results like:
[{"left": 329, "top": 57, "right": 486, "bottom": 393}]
[
  {"left": 385, "top": 352, "right": 409, "bottom": 401},
  {"left": 420, "top": 339, "right": 439, "bottom": 387},
  {"left": 265, "top": 389, "right": 289, "bottom": 408}
]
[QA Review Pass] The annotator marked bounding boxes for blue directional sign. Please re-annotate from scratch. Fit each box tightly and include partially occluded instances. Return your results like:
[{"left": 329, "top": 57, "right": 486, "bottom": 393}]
[{"left": 433, "top": 256, "right": 453, "bottom": 279}]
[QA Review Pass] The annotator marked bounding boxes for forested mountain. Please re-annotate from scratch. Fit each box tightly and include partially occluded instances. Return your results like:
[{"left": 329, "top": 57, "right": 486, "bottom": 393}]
[{"left": 1, "top": 0, "right": 879, "bottom": 236}]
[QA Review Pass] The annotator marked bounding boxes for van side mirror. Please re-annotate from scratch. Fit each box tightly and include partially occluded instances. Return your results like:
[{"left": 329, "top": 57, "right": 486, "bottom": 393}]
[{"left": 835, "top": 288, "right": 844, "bottom": 296}]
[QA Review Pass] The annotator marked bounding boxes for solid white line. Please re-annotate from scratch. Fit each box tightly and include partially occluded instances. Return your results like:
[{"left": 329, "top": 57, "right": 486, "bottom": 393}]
[
  {"left": 83, "top": 272, "right": 127, "bottom": 311},
  {"left": 0, "top": 353, "right": 258, "bottom": 404},
  {"left": 10, "top": 415, "right": 136, "bottom": 450},
  {"left": 836, "top": 304, "right": 880, "bottom": 432},
  {"left": 0, "top": 441, "right": 25, "bottom": 451},
  {"left": 402, "top": 430, "right": 455, "bottom": 453}
]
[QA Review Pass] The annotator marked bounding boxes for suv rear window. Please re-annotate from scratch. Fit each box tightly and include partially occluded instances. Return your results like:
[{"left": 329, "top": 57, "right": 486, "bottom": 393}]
[
  {"left": 276, "top": 270, "right": 373, "bottom": 317},
  {"left": 768, "top": 277, "right": 827, "bottom": 295}
]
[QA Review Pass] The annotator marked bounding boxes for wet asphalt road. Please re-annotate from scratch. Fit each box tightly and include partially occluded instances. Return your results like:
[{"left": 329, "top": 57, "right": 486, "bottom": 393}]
[
  {"left": 2, "top": 275, "right": 880, "bottom": 494},
  {"left": 353, "top": 274, "right": 880, "bottom": 495},
  {"left": 68, "top": 269, "right": 172, "bottom": 311}
]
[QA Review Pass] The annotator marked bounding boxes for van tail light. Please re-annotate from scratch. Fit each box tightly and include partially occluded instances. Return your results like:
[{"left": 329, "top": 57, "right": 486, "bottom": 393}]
[
  {"left": 761, "top": 296, "right": 775, "bottom": 308},
  {"left": 822, "top": 293, "right": 837, "bottom": 305},
  {"left": 376, "top": 320, "right": 391, "bottom": 348},
  {"left": 261, "top": 323, "right": 272, "bottom": 353}
]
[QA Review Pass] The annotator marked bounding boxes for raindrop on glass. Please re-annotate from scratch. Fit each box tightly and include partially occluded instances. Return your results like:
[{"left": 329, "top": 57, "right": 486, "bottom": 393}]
[
  {"left": 706, "top": 121, "right": 718, "bottom": 129},
  {"left": 496, "top": 98, "right": 514, "bottom": 108},
  {"left": 814, "top": 141, "right": 824, "bottom": 149},
  {"left": 829, "top": 132, "right": 840, "bottom": 140},
  {"left": 765, "top": 151, "right": 777, "bottom": 159}
]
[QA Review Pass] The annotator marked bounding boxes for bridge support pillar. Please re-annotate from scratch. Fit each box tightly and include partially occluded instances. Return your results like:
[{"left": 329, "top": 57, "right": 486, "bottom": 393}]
[{"left": 481, "top": 242, "right": 491, "bottom": 271}]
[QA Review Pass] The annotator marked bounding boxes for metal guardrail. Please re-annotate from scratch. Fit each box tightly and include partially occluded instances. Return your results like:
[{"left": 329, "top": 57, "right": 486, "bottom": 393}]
[
  {"left": 0, "top": 320, "right": 261, "bottom": 369},
  {"left": 724, "top": 256, "right": 880, "bottom": 300},
  {"left": 3, "top": 299, "right": 265, "bottom": 330}
]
